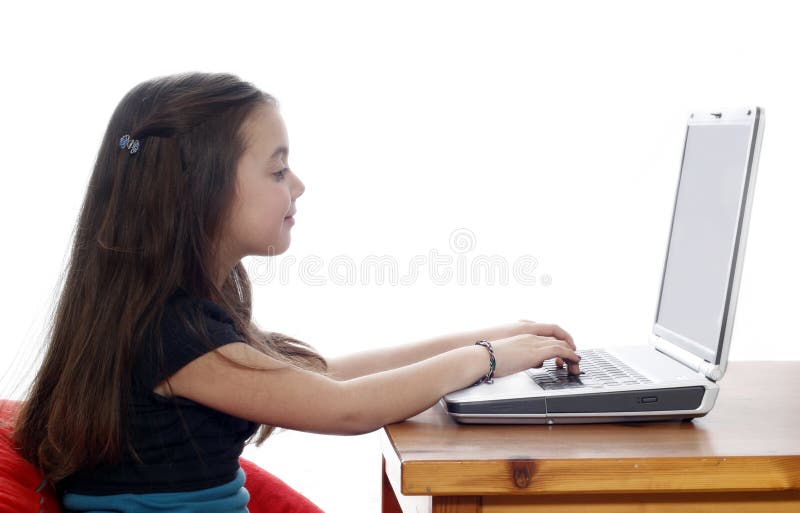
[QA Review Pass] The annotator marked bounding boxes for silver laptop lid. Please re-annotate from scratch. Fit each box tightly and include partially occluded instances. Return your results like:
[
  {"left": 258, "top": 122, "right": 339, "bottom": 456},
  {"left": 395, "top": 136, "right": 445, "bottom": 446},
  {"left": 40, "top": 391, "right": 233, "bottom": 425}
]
[{"left": 652, "top": 107, "right": 765, "bottom": 381}]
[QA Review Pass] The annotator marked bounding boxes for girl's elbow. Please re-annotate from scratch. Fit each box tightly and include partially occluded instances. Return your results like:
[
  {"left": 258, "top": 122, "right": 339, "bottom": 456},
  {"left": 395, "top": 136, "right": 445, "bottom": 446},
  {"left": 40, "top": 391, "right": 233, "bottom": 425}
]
[
  {"left": 336, "top": 408, "right": 384, "bottom": 435},
  {"left": 331, "top": 380, "right": 389, "bottom": 435}
]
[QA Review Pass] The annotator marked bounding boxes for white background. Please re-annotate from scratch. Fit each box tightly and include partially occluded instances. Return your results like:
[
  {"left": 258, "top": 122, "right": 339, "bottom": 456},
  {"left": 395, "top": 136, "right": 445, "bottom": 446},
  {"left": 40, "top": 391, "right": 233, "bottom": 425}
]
[{"left": 1, "top": 1, "right": 798, "bottom": 511}]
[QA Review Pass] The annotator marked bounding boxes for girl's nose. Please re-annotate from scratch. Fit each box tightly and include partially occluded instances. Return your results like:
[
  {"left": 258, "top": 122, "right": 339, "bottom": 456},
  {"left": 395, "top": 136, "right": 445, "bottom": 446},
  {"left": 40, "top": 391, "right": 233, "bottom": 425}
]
[{"left": 293, "top": 172, "right": 305, "bottom": 198}]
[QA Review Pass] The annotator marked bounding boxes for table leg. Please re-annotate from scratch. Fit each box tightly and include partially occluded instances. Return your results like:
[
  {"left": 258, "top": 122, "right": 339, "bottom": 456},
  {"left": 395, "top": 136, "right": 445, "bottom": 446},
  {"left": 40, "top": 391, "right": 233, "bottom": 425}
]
[{"left": 382, "top": 456, "right": 403, "bottom": 513}]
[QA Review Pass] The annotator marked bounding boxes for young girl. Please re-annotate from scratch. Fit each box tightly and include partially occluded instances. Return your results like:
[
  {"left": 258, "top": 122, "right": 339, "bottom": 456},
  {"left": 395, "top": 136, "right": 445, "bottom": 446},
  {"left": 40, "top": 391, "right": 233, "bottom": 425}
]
[{"left": 13, "top": 71, "right": 581, "bottom": 512}]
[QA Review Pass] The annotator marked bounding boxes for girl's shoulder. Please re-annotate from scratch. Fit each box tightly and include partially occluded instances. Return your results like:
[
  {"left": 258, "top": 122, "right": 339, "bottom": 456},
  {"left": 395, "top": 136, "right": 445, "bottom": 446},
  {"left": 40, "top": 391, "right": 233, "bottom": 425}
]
[{"left": 135, "top": 289, "right": 245, "bottom": 390}]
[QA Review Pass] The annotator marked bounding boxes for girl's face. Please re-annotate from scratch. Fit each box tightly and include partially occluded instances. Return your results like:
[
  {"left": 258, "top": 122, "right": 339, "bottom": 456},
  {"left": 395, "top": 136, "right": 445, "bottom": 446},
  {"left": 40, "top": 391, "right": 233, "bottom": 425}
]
[{"left": 217, "top": 103, "right": 304, "bottom": 280}]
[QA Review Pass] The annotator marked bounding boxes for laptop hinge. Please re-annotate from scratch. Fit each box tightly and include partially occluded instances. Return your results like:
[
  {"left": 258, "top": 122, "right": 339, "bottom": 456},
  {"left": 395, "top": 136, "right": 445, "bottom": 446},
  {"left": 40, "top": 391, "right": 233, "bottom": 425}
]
[{"left": 651, "top": 335, "right": 721, "bottom": 381}]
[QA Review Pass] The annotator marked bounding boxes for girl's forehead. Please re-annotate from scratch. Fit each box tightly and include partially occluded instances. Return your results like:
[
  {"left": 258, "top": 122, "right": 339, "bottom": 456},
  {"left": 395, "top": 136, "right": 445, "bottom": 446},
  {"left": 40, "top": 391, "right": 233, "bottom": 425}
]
[{"left": 243, "top": 105, "right": 289, "bottom": 157}]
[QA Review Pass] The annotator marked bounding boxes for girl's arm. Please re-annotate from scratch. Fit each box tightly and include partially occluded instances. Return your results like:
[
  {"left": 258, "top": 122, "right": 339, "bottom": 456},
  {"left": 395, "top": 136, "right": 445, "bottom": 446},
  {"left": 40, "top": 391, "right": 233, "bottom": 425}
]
[
  {"left": 159, "top": 333, "right": 579, "bottom": 436},
  {"left": 325, "top": 320, "right": 575, "bottom": 380}
]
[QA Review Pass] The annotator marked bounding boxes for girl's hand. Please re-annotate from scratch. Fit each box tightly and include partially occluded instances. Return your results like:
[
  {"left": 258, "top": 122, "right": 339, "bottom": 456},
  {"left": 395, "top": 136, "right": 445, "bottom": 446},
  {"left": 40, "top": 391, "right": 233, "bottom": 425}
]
[
  {"left": 508, "top": 319, "right": 576, "bottom": 370},
  {"left": 489, "top": 333, "right": 581, "bottom": 378}
]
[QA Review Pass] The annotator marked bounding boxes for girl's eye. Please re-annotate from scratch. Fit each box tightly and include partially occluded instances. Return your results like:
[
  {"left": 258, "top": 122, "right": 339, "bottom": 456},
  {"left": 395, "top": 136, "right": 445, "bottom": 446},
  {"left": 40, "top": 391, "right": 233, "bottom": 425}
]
[{"left": 274, "top": 167, "right": 290, "bottom": 181}]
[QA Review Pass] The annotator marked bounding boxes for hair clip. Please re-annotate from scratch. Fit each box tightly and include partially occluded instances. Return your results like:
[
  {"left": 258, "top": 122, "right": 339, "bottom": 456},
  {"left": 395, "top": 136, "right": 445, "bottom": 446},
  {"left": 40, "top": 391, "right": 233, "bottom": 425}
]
[{"left": 119, "top": 134, "right": 141, "bottom": 155}]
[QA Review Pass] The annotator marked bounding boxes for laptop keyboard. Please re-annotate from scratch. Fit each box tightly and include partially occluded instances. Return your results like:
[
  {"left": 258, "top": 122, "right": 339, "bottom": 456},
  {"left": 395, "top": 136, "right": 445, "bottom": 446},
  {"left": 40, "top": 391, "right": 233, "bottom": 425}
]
[{"left": 526, "top": 349, "right": 653, "bottom": 390}]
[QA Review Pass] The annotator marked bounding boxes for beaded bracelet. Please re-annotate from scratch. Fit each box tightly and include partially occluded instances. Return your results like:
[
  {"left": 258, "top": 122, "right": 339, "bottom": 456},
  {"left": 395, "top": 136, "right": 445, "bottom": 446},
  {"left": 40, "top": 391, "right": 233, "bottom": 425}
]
[{"left": 473, "top": 339, "right": 496, "bottom": 386}]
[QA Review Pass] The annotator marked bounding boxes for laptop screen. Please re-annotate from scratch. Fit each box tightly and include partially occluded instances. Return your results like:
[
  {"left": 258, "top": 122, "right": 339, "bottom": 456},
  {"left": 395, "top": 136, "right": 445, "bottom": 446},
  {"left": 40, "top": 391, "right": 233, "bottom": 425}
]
[{"left": 655, "top": 121, "right": 755, "bottom": 363}]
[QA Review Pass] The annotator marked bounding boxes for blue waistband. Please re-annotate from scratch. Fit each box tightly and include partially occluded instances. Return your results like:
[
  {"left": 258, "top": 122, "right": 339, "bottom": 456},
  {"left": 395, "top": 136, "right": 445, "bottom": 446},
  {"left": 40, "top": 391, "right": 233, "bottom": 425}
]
[{"left": 61, "top": 467, "right": 249, "bottom": 513}]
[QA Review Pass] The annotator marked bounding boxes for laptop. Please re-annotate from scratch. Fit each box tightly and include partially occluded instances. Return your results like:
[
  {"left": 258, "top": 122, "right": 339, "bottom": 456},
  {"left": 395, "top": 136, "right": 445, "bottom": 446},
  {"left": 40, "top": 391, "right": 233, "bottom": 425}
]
[{"left": 443, "top": 107, "right": 766, "bottom": 424}]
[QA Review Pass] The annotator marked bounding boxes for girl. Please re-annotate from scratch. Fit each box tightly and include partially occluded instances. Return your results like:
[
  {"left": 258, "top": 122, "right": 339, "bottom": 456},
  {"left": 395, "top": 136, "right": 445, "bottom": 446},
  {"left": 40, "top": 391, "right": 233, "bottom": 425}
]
[{"left": 13, "top": 72, "right": 581, "bottom": 512}]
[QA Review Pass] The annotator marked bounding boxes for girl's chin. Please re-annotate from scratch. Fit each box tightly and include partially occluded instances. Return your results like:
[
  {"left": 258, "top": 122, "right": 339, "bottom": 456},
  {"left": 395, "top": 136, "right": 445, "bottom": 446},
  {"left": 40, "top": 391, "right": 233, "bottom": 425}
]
[{"left": 258, "top": 240, "right": 290, "bottom": 257}]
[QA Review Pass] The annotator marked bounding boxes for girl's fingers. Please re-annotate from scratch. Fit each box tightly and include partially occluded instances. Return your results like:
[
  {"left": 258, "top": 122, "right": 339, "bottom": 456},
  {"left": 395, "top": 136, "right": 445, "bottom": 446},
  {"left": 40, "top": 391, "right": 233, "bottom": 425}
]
[
  {"left": 536, "top": 336, "right": 569, "bottom": 349},
  {"left": 554, "top": 345, "right": 581, "bottom": 363},
  {"left": 533, "top": 324, "right": 576, "bottom": 350},
  {"left": 541, "top": 346, "right": 581, "bottom": 374}
]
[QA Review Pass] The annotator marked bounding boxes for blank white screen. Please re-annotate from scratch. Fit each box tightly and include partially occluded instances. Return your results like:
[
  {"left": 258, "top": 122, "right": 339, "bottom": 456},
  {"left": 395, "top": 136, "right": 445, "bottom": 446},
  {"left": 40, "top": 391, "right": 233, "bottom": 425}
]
[{"left": 656, "top": 123, "right": 752, "bottom": 360}]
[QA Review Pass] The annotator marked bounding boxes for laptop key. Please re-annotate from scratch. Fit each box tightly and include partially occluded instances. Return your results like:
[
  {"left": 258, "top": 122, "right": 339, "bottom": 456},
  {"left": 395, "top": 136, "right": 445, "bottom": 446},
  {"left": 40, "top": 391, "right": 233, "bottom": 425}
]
[{"left": 529, "top": 349, "right": 653, "bottom": 390}]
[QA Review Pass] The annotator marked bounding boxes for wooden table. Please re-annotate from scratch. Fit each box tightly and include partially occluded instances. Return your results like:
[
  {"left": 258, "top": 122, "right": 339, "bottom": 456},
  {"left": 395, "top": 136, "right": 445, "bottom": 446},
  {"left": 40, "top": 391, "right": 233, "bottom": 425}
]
[{"left": 380, "top": 361, "right": 800, "bottom": 513}]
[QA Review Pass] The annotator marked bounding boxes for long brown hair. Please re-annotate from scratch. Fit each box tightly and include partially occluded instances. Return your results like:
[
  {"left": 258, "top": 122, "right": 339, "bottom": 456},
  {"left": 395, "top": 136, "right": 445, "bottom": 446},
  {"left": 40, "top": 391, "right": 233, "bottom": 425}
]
[{"left": 13, "top": 71, "right": 326, "bottom": 483}]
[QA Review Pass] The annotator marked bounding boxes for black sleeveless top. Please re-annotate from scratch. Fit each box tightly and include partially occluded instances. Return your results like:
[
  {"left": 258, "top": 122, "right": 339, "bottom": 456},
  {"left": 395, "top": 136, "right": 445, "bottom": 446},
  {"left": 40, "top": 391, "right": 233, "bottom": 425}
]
[{"left": 59, "top": 288, "right": 259, "bottom": 495}]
